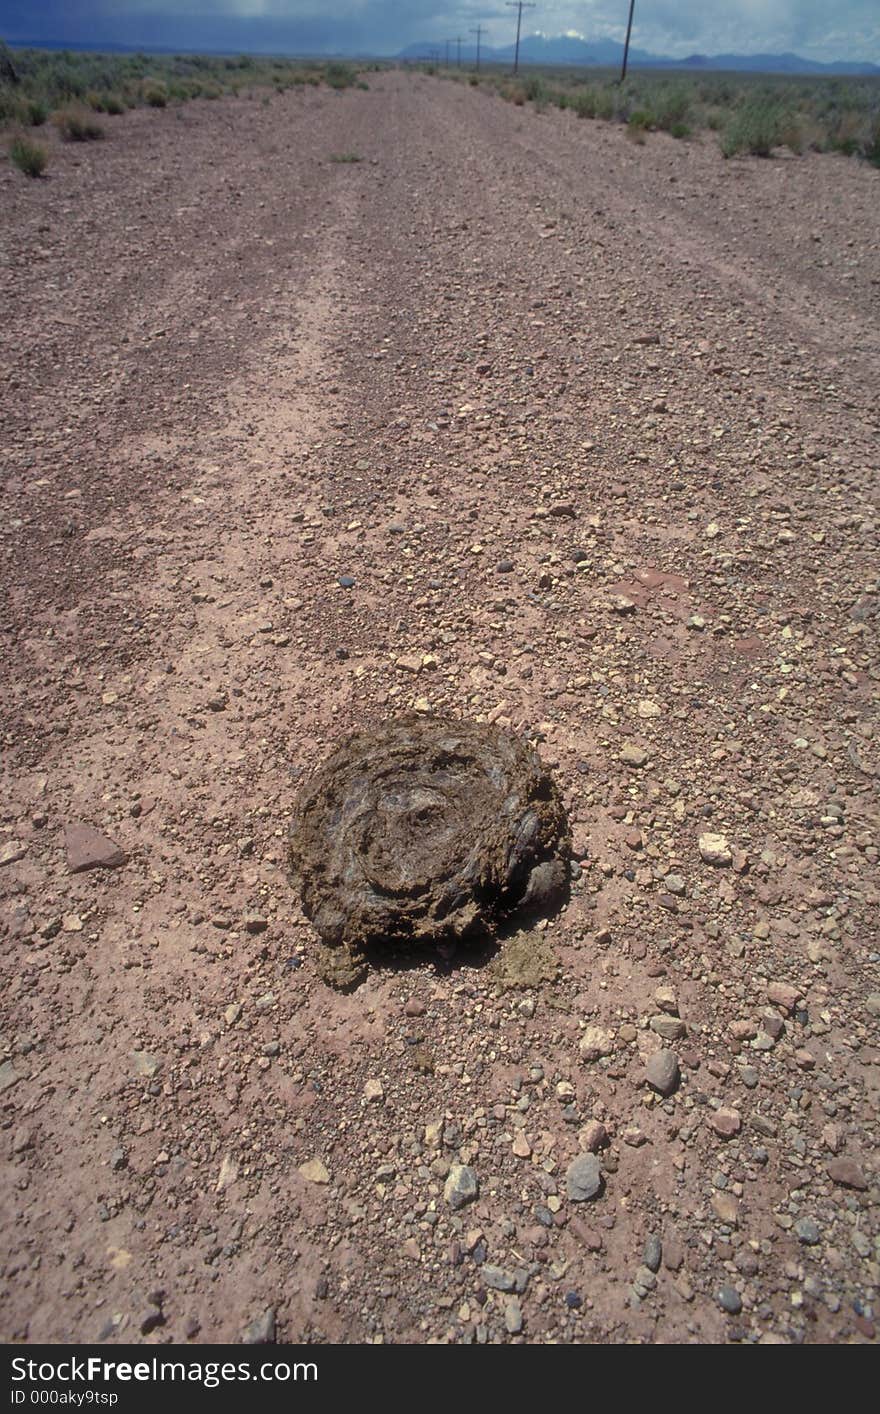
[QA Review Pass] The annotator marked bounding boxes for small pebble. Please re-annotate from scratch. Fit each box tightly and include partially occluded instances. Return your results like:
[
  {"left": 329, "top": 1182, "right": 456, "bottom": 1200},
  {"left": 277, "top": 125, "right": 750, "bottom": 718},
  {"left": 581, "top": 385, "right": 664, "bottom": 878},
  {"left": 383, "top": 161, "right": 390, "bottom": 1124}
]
[
  {"left": 643, "top": 1234, "right": 662, "bottom": 1272},
  {"left": 718, "top": 1286, "right": 743, "bottom": 1315},
  {"left": 795, "top": 1218, "right": 820, "bottom": 1246},
  {"left": 565, "top": 1153, "right": 603, "bottom": 1202}
]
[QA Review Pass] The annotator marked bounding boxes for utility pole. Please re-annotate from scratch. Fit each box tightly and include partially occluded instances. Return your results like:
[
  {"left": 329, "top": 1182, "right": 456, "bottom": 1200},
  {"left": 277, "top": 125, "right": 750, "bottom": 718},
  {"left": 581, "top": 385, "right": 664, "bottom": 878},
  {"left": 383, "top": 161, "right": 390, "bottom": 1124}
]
[
  {"left": 454, "top": 35, "right": 462, "bottom": 68},
  {"left": 620, "top": 0, "right": 636, "bottom": 82},
  {"left": 506, "top": 1, "right": 535, "bottom": 76},
  {"left": 444, "top": 39, "right": 450, "bottom": 67},
  {"left": 470, "top": 25, "right": 485, "bottom": 72}
]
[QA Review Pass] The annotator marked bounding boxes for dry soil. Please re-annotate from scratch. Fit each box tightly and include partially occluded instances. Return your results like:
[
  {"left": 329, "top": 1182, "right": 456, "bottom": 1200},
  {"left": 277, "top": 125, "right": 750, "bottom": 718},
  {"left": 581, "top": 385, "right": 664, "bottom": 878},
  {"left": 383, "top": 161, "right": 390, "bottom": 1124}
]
[{"left": 0, "top": 72, "right": 878, "bottom": 1345}]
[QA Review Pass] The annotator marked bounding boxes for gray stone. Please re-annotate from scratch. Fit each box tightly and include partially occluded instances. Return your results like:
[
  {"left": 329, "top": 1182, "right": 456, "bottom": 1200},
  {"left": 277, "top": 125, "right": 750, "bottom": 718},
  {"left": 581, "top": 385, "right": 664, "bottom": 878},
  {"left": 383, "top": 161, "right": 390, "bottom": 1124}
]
[
  {"left": 752, "top": 1031, "right": 777, "bottom": 1051},
  {"left": 646, "top": 1049, "right": 680, "bottom": 1096},
  {"left": 482, "top": 1265, "right": 516, "bottom": 1292},
  {"left": 129, "top": 1051, "right": 162, "bottom": 1079},
  {"left": 795, "top": 1218, "right": 820, "bottom": 1246},
  {"left": 139, "top": 1307, "right": 164, "bottom": 1336},
  {"left": 444, "top": 1164, "right": 479, "bottom": 1210},
  {"left": 0, "top": 1061, "right": 21, "bottom": 1093},
  {"left": 633, "top": 1266, "right": 657, "bottom": 1298},
  {"left": 852, "top": 1230, "right": 872, "bottom": 1258},
  {"left": 565, "top": 1153, "right": 603, "bottom": 1202},
  {"left": 717, "top": 1286, "right": 742, "bottom": 1315},
  {"left": 242, "top": 1308, "right": 276, "bottom": 1345},
  {"left": 504, "top": 1297, "right": 523, "bottom": 1334},
  {"left": 643, "top": 1234, "right": 663, "bottom": 1272},
  {"left": 650, "top": 1015, "right": 686, "bottom": 1041},
  {"left": 0, "top": 840, "right": 27, "bottom": 867},
  {"left": 65, "top": 823, "right": 126, "bottom": 873}
]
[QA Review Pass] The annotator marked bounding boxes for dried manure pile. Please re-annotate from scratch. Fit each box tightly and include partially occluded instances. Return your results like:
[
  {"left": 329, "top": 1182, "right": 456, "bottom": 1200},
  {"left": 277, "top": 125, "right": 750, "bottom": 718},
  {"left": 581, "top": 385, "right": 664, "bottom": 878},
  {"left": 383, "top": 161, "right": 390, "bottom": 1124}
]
[{"left": 289, "top": 715, "right": 570, "bottom": 987}]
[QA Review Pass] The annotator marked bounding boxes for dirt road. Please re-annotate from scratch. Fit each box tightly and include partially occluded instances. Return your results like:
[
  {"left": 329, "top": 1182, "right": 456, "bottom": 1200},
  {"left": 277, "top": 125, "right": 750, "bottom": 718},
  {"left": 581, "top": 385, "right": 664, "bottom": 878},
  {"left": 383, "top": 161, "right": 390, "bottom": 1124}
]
[{"left": 1, "top": 72, "right": 878, "bottom": 1345}]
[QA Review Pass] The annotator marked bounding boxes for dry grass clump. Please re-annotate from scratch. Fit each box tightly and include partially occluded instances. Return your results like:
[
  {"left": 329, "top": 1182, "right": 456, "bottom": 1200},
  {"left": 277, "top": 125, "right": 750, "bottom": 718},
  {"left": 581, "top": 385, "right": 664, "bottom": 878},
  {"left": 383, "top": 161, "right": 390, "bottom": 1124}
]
[
  {"left": 9, "top": 132, "right": 48, "bottom": 176},
  {"left": 52, "top": 105, "right": 104, "bottom": 141}
]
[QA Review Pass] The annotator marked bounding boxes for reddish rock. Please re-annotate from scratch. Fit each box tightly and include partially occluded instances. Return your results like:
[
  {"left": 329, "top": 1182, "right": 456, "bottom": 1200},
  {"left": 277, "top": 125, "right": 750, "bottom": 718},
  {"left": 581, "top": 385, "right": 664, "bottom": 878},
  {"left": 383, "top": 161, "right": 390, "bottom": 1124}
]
[
  {"left": 827, "top": 1158, "right": 868, "bottom": 1191},
  {"left": 64, "top": 823, "right": 126, "bottom": 873},
  {"left": 569, "top": 1219, "right": 603, "bottom": 1252},
  {"left": 579, "top": 1120, "right": 609, "bottom": 1153},
  {"left": 767, "top": 981, "right": 802, "bottom": 1013},
  {"left": 711, "top": 1109, "right": 742, "bottom": 1140},
  {"left": 663, "top": 1234, "right": 684, "bottom": 1272}
]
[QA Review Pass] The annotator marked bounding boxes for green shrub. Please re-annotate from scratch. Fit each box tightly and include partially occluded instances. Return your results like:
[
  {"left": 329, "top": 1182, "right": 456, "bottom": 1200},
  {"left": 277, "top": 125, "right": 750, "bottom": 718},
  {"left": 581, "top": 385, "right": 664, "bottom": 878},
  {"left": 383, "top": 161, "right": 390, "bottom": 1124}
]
[
  {"left": 721, "top": 100, "right": 784, "bottom": 157},
  {"left": 655, "top": 84, "right": 691, "bottom": 133},
  {"left": 52, "top": 105, "right": 104, "bottom": 141},
  {"left": 0, "top": 90, "right": 25, "bottom": 126},
  {"left": 628, "top": 108, "right": 654, "bottom": 131},
  {"left": 325, "top": 62, "right": 356, "bottom": 89},
  {"left": 864, "top": 116, "right": 880, "bottom": 166},
  {"left": 572, "top": 88, "right": 597, "bottom": 119},
  {"left": 524, "top": 76, "right": 547, "bottom": 104},
  {"left": 26, "top": 99, "right": 48, "bottom": 126},
  {"left": 329, "top": 151, "right": 362, "bottom": 162},
  {"left": 85, "top": 89, "right": 125, "bottom": 115},
  {"left": 777, "top": 111, "right": 804, "bottom": 153},
  {"left": 142, "top": 81, "right": 168, "bottom": 107},
  {"left": 10, "top": 133, "right": 48, "bottom": 176}
]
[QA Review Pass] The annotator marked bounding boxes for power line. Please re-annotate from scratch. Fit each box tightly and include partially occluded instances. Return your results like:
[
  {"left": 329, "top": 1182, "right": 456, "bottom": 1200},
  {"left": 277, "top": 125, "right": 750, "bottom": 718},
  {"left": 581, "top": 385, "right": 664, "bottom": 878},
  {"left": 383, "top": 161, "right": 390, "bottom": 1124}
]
[{"left": 506, "top": 2, "right": 536, "bottom": 77}]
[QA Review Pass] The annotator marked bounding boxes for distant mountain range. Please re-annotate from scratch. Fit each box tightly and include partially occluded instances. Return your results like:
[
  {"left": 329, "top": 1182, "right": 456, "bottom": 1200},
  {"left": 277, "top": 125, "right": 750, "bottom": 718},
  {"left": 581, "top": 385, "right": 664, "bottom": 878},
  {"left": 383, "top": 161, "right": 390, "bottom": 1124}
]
[
  {"left": 401, "top": 33, "right": 880, "bottom": 76},
  {"left": 6, "top": 30, "right": 878, "bottom": 76}
]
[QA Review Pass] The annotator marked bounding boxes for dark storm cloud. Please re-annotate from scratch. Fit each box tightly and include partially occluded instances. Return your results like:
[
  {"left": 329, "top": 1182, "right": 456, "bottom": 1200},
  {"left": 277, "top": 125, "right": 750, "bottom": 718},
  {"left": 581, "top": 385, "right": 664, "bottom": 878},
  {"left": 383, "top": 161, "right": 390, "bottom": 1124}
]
[{"left": 2, "top": 1, "right": 877, "bottom": 61}]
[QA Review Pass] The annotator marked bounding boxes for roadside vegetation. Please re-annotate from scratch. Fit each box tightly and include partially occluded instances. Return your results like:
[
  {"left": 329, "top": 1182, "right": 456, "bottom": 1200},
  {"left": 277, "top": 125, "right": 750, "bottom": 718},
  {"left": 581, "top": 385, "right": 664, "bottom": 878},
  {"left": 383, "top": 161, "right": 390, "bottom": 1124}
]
[
  {"left": 2, "top": 43, "right": 375, "bottom": 177},
  {"left": 9, "top": 131, "right": 48, "bottom": 176},
  {"left": 0, "top": 42, "right": 369, "bottom": 140},
  {"left": 427, "top": 61, "right": 880, "bottom": 164}
]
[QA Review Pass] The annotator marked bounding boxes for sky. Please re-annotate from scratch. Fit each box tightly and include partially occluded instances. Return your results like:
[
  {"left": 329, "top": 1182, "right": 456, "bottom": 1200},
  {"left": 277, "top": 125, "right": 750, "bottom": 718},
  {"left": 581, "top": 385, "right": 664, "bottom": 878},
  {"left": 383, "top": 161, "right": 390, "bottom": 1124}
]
[{"left": 1, "top": 0, "right": 878, "bottom": 64}]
